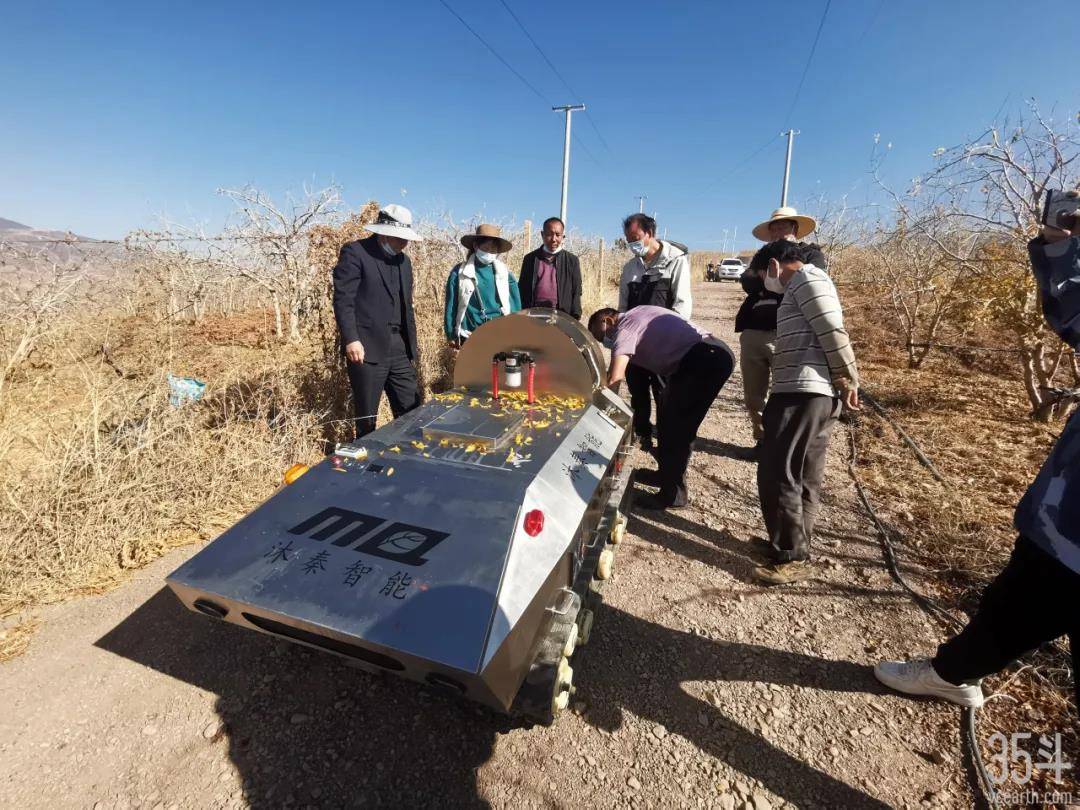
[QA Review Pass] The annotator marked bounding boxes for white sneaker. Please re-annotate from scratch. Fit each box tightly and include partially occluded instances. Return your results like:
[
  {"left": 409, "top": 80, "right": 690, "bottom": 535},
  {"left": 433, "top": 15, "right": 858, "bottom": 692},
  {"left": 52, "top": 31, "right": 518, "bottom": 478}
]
[{"left": 874, "top": 658, "right": 985, "bottom": 708}]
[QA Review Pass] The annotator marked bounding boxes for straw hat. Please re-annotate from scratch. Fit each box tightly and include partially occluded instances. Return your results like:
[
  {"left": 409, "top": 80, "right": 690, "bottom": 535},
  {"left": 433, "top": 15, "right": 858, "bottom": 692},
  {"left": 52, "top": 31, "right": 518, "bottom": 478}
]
[
  {"left": 367, "top": 204, "right": 422, "bottom": 241},
  {"left": 752, "top": 206, "right": 817, "bottom": 242},
  {"left": 461, "top": 223, "right": 513, "bottom": 254}
]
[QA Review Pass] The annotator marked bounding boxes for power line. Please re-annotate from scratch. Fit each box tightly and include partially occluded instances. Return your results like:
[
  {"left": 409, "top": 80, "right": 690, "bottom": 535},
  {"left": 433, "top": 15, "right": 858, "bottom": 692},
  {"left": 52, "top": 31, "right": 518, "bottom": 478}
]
[
  {"left": 437, "top": 0, "right": 551, "bottom": 106},
  {"left": 697, "top": 133, "right": 784, "bottom": 196},
  {"left": 437, "top": 0, "right": 602, "bottom": 170},
  {"left": 782, "top": 0, "right": 832, "bottom": 129},
  {"left": 496, "top": 0, "right": 612, "bottom": 153}
]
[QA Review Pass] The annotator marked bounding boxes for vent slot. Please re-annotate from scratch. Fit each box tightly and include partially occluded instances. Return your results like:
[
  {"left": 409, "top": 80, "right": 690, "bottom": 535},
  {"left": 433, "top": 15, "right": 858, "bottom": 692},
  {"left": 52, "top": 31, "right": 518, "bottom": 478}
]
[
  {"left": 241, "top": 612, "right": 405, "bottom": 671},
  {"left": 426, "top": 673, "right": 467, "bottom": 694},
  {"left": 193, "top": 599, "right": 228, "bottom": 619}
]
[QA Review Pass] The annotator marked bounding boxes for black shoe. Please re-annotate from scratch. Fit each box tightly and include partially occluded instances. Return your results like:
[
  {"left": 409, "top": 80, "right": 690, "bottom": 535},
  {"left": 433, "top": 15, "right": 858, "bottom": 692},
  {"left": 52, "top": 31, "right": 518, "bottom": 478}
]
[
  {"left": 748, "top": 535, "right": 778, "bottom": 560},
  {"left": 635, "top": 490, "right": 688, "bottom": 511},
  {"left": 634, "top": 468, "right": 663, "bottom": 487}
]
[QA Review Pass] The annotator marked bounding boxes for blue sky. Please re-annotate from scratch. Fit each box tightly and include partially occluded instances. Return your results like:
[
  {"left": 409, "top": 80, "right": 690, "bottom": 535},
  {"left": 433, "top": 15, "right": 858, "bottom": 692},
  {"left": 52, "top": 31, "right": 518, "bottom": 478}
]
[{"left": 2, "top": 0, "right": 1078, "bottom": 250}]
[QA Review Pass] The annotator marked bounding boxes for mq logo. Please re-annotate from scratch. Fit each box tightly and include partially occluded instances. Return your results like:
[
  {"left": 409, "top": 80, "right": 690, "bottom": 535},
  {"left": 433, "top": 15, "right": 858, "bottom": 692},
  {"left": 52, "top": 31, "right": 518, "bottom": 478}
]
[{"left": 287, "top": 507, "right": 449, "bottom": 567}]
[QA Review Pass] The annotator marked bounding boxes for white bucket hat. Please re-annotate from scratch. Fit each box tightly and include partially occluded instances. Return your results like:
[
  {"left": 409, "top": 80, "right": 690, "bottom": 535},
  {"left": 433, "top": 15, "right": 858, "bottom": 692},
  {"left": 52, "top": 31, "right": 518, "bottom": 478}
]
[
  {"left": 367, "top": 204, "right": 423, "bottom": 242},
  {"left": 752, "top": 206, "right": 817, "bottom": 242}
]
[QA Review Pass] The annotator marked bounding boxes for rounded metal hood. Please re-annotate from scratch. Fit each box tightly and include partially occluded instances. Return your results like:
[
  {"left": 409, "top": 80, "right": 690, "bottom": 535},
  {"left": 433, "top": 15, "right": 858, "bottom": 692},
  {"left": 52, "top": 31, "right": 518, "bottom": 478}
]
[{"left": 453, "top": 309, "right": 606, "bottom": 398}]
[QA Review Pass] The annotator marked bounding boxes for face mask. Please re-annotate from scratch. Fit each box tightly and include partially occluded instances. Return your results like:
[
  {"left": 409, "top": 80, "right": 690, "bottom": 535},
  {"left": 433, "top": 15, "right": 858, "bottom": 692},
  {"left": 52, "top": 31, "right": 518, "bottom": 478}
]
[
  {"left": 764, "top": 269, "right": 786, "bottom": 294},
  {"left": 379, "top": 240, "right": 400, "bottom": 258},
  {"left": 544, "top": 243, "right": 562, "bottom": 255},
  {"left": 628, "top": 240, "right": 649, "bottom": 258},
  {"left": 602, "top": 335, "right": 615, "bottom": 350},
  {"left": 474, "top": 249, "right": 496, "bottom": 266}
]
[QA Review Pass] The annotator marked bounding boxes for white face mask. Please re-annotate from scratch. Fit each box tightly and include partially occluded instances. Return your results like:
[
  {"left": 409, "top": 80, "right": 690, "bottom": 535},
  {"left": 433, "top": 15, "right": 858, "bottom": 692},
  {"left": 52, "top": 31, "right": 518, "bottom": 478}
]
[
  {"left": 474, "top": 249, "right": 496, "bottom": 266},
  {"left": 628, "top": 240, "right": 648, "bottom": 258},
  {"left": 764, "top": 270, "right": 786, "bottom": 294},
  {"left": 544, "top": 243, "right": 563, "bottom": 255},
  {"left": 379, "top": 239, "right": 400, "bottom": 258}
]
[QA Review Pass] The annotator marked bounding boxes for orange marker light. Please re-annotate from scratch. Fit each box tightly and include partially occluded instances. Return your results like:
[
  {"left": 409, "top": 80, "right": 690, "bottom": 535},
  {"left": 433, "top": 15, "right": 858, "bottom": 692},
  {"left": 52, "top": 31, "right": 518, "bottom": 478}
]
[{"left": 284, "top": 463, "right": 310, "bottom": 485}]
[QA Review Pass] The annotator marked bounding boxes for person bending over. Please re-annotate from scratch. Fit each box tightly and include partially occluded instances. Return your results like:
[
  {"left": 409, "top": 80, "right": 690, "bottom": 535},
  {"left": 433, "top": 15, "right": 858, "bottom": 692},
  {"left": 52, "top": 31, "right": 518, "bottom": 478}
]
[{"left": 589, "top": 305, "right": 732, "bottom": 511}]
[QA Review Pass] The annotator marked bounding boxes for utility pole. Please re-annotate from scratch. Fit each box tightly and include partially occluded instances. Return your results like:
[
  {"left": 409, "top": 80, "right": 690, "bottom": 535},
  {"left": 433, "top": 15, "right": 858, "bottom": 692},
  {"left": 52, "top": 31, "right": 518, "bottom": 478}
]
[
  {"left": 553, "top": 104, "right": 585, "bottom": 223},
  {"left": 731, "top": 225, "right": 738, "bottom": 255},
  {"left": 780, "top": 129, "right": 800, "bottom": 207},
  {"left": 722, "top": 229, "right": 729, "bottom": 254},
  {"left": 635, "top": 194, "right": 647, "bottom": 213}
]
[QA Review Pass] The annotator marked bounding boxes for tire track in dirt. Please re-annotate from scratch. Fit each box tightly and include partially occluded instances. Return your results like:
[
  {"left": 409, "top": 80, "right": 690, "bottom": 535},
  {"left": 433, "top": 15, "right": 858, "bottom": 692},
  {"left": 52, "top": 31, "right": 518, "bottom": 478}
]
[{"left": 0, "top": 280, "right": 970, "bottom": 809}]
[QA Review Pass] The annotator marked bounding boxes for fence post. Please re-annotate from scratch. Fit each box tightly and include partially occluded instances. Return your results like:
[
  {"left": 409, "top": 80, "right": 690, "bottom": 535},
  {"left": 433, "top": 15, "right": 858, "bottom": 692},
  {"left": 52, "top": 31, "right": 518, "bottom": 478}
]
[
  {"left": 597, "top": 237, "right": 605, "bottom": 300},
  {"left": 523, "top": 219, "right": 532, "bottom": 254}
]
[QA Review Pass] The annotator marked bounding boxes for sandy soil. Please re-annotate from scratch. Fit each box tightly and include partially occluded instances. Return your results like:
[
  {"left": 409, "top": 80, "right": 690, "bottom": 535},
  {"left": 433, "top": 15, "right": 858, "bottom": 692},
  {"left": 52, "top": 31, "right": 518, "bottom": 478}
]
[{"left": 0, "top": 281, "right": 974, "bottom": 809}]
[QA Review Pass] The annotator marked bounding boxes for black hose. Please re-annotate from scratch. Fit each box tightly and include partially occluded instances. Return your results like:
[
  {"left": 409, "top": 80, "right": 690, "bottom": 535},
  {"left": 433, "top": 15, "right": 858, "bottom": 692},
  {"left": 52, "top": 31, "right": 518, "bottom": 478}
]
[{"left": 845, "top": 414, "right": 999, "bottom": 808}]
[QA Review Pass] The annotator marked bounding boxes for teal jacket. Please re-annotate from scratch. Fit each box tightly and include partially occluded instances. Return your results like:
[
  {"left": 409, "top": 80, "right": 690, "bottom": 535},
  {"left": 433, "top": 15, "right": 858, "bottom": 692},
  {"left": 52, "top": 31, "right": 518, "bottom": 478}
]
[{"left": 444, "top": 256, "right": 522, "bottom": 341}]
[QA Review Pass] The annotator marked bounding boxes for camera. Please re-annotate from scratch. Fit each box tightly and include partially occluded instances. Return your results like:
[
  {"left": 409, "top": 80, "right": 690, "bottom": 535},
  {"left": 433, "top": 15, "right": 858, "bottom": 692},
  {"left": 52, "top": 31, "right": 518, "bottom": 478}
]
[{"left": 1041, "top": 189, "right": 1080, "bottom": 230}]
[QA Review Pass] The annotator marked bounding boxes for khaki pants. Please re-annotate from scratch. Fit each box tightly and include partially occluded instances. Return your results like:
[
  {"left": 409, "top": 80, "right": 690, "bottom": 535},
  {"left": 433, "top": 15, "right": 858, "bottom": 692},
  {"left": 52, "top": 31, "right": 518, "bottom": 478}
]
[{"left": 739, "top": 329, "right": 776, "bottom": 441}]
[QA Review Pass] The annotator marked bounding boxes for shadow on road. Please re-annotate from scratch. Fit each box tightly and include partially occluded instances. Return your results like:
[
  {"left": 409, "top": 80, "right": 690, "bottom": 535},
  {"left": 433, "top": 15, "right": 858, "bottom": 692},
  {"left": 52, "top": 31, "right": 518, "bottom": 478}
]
[
  {"left": 97, "top": 588, "right": 891, "bottom": 808},
  {"left": 693, "top": 437, "right": 756, "bottom": 462},
  {"left": 96, "top": 588, "right": 501, "bottom": 808},
  {"left": 576, "top": 604, "right": 891, "bottom": 808}
]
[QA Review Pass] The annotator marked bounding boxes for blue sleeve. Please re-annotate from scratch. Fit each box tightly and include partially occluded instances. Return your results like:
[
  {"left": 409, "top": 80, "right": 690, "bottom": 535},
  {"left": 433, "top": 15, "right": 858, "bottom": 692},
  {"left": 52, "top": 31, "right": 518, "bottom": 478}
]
[
  {"left": 1029, "top": 236, "right": 1080, "bottom": 349},
  {"left": 444, "top": 269, "right": 458, "bottom": 340},
  {"left": 508, "top": 274, "right": 522, "bottom": 312}
]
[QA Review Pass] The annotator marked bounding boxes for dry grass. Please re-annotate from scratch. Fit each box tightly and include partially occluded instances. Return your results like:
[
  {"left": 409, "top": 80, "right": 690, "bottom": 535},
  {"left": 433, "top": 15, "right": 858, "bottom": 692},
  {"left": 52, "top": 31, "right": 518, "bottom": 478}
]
[
  {"left": 0, "top": 213, "right": 619, "bottom": 647},
  {"left": 840, "top": 278, "right": 1077, "bottom": 788}
]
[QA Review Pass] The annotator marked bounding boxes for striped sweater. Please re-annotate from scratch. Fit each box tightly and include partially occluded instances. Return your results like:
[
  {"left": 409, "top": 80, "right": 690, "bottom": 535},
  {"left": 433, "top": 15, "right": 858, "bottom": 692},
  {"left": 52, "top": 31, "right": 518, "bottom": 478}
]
[{"left": 772, "top": 264, "right": 858, "bottom": 396}]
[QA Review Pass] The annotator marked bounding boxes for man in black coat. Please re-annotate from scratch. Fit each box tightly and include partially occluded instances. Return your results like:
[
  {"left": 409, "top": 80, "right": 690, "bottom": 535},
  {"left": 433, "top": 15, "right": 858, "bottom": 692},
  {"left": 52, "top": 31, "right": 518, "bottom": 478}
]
[
  {"left": 518, "top": 216, "right": 582, "bottom": 319},
  {"left": 332, "top": 204, "right": 423, "bottom": 437}
]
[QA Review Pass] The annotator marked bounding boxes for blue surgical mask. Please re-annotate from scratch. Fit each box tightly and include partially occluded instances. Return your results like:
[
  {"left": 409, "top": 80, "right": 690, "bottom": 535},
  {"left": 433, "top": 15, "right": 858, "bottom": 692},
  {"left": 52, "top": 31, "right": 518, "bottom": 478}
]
[
  {"left": 602, "top": 336, "right": 615, "bottom": 350},
  {"left": 379, "top": 240, "right": 400, "bottom": 258},
  {"left": 474, "top": 249, "right": 496, "bottom": 266},
  {"left": 628, "top": 240, "right": 648, "bottom": 258}
]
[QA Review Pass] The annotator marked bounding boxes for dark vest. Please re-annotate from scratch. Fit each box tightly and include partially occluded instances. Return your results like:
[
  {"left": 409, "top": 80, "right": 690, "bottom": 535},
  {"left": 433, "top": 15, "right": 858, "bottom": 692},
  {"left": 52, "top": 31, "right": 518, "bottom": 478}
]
[{"left": 626, "top": 274, "right": 675, "bottom": 310}]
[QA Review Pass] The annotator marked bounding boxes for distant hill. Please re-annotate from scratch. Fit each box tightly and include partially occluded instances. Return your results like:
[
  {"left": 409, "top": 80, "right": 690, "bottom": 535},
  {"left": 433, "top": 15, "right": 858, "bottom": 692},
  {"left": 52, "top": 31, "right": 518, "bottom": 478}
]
[
  {"left": 0, "top": 216, "right": 93, "bottom": 244},
  {"left": 0, "top": 217, "right": 118, "bottom": 291}
]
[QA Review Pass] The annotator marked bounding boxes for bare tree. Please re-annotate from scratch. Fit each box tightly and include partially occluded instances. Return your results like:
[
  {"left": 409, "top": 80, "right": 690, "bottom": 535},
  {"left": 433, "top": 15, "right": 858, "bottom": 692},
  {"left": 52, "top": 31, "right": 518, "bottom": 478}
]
[
  {"left": 216, "top": 184, "right": 343, "bottom": 341},
  {"left": 0, "top": 241, "right": 89, "bottom": 406},
  {"left": 910, "top": 102, "right": 1080, "bottom": 418}
]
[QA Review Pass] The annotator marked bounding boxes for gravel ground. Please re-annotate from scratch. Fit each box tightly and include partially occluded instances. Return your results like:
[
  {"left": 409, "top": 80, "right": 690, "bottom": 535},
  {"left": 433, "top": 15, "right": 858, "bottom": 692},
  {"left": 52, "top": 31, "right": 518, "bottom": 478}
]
[{"left": 0, "top": 281, "right": 974, "bottom": 808}]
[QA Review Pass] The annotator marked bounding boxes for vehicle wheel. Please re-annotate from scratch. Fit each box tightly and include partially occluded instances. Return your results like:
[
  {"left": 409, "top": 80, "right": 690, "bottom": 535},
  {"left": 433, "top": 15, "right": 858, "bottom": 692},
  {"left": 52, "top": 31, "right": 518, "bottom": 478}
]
[
  {"left": 551, "top": 657, "right": 573, "bottom": 714},
  {"left": 596, "top": 548, "right": 614, "bottom": 581},
  {"left": 562, "top": 622, "right": 579, "bottom": 658},
  {"left": 577, "top": 608, "right": 594, "bottom": 647}
]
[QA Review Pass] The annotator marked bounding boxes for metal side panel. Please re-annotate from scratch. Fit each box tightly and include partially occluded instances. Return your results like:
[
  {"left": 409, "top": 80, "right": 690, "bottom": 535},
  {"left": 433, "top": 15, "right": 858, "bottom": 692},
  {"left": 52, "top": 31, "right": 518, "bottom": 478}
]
[
  {"left": 480, "top": 405, "right": 623, "bottom": 670},
  {"left": 167, "top": 455, "right": 527, "bottom": 674}
]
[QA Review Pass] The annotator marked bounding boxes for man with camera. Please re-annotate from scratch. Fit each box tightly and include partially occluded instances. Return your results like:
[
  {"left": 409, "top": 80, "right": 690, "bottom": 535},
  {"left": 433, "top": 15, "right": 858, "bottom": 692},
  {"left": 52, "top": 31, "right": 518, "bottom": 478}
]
[{"left": 875, "top": 195, "right": 1080, "bottom": 712}]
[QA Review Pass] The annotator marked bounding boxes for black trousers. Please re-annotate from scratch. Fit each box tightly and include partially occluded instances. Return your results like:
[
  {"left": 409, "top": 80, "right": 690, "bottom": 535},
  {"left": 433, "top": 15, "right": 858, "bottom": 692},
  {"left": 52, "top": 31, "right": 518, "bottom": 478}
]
[
  {"left": 757, "top": 392, "right": 841, "bottom": 563},
  {"left": 345, "top": 332, "right": 420, "bottom": 437},
  {"left": 656, "top": 342, "right": 734, "bottom": 499},
  {"left": 933, "top": 536, "right": 1079, "bottom": 710},
  {"left": 626, "top": 363, "right": 664, "bottom": 439}
]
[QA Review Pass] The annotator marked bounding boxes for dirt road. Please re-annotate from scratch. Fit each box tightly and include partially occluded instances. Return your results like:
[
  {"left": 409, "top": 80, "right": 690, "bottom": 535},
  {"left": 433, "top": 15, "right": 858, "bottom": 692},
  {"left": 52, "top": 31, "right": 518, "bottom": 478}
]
[{"left": 0, "top": 281, "right": 972, "bottom": 809}]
